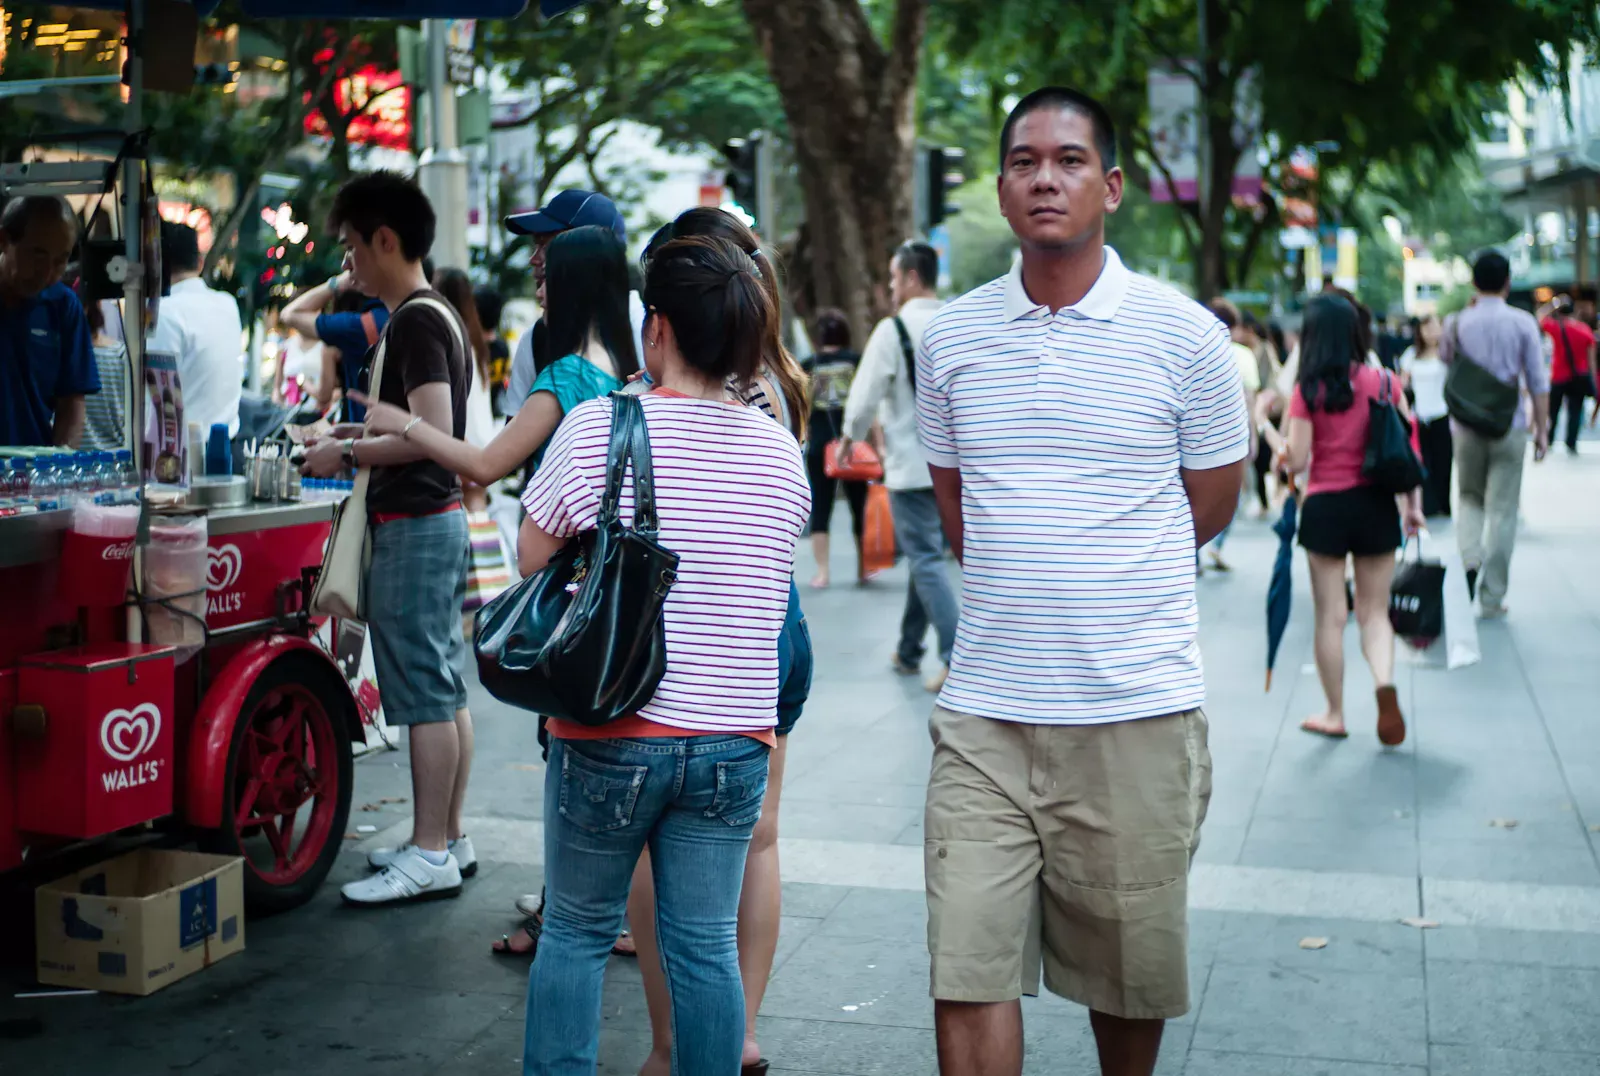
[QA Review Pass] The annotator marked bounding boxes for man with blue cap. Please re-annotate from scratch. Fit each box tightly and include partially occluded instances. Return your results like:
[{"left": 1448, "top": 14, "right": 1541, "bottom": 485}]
[{"left": 501, "top": 189, "right": 643, "bottom": 416}]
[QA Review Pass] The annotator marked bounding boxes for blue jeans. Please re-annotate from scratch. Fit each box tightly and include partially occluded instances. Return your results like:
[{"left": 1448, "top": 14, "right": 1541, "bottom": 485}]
[
  {"left": 523, "top": 735, "right": 771, "bottom": 1076},
  {"left": 890, "top": 488, "right": 958, "bottom": 666},
  {"left": 775, "top": 580, "right": 813, "bottom": 736},
  {"left": 366, "top": 508, "right": 469, "bottom": 725}
]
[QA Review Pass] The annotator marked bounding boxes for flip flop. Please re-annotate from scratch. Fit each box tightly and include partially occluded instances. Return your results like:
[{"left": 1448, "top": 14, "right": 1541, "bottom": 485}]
[
  {"left": 611, "top": 930, "right": 637, "bottom": 957},
  {"left": 1375, "top": 685, "right": 1407, "bottom": 746},
  {"left": 1299, "top": 718, "right": 1349, "bottom": 740},
  {"left": 741, "top": 1063, "right": 770, "bottom": 1076},
  {"left": 491, "top": 915, "right": 542, "bottom": 958}
]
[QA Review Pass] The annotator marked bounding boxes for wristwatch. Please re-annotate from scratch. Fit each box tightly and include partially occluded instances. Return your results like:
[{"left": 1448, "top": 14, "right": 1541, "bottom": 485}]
[{"left": 341, "top": 438, "right": 358, "bottom": 468}]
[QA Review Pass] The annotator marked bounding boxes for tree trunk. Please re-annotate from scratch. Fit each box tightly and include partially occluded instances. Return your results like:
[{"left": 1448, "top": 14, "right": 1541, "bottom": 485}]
[{"left": 740, "top": 0, "right": 927, "bottom": 344}]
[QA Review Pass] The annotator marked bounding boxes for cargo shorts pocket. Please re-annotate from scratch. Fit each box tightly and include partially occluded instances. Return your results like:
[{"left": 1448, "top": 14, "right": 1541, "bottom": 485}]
[{"left": 558, "top": 748, "right": 647, "bottom": 834}]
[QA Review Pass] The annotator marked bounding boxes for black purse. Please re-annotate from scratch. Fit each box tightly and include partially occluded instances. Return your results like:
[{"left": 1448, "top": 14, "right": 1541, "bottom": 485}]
[
  {"left": 1443, "top": 319, "right": 1519, "bottom": 438},
  {"left": 473, "top": 393, "right": 680, "bottom": 725},
  {"left": 1389, "top": 538, "right": 1445, "bottom": 644},
  {"left": 1362, "top": 369, "right": 1425, "bottom": 494}
]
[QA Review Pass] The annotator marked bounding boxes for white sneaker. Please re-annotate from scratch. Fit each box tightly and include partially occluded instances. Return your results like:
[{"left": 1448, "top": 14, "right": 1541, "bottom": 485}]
[
  {"left": 368, "top": 835, "right": 477, "bottom": 878},
  {"left": 342, "top": 847, "right": 462, "bottom": 906},
  {"left": 515, "top": 892, "right": 544, "bottom": 918}
]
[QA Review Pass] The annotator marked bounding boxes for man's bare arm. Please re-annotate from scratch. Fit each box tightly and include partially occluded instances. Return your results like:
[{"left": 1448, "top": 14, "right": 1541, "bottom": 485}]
[
  {"left": 1182, "top": 458, "right": 1248, "bottom": 547},
  {"left": 52, "top": 396, "right": 86, "bottom": 448},
  {"left": 929, "top": 464, "right": 964, "bottom": 566}
]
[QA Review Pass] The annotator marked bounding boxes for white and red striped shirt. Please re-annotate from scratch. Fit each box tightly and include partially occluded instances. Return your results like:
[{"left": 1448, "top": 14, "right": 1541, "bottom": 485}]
[{"left": 521, "top": 390, "right": 810, "bottom": 733}]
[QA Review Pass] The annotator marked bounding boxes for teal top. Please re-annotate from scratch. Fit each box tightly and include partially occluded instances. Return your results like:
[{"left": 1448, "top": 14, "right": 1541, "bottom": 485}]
[{"left": 527, "top": 353, "right": 624, "bottom": 473}]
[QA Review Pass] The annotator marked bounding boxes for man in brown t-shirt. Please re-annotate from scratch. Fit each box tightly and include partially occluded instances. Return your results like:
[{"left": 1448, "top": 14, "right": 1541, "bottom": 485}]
[{"left": 301, "top": 171, "right": 477, "bottom": 905}]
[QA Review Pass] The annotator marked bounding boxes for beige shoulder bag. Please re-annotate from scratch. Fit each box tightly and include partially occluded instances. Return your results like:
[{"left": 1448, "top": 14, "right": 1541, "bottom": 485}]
[{"left": 310, "top": 296, "right": 466, "bottom": 621}]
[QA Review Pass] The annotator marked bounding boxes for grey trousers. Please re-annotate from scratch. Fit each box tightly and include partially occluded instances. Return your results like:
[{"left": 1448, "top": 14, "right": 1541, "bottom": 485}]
[
  {"left": 1454, "top": 425, "right": 1528, "bottom": 611},
  {"left": 889, "top": 488, "right": 959, "bottom": 666}
]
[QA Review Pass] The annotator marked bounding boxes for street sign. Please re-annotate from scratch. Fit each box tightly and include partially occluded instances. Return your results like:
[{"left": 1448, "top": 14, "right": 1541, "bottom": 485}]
[
  {"left": 447, "top": 20, "right": 478, "bottom": 85},
  {"left": 240, "top": 1, "right": 526, "bottom": 15}
]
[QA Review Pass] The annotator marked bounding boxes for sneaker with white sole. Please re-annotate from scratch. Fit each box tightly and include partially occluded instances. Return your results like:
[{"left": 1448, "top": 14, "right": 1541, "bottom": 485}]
[
  {"left": 342, "top": 847, "right": 462, "bottom": 906},
  {"left": 515, "top": 892, "right": 544, "bottom": 918},
  {"left": 368, "top": 836, "right": 477, "bottom": 878}
]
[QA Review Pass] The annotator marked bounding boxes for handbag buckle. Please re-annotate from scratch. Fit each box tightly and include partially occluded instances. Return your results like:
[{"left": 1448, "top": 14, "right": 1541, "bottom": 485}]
[{"left": 655, "top": 569, "right": 677, "bottom": 597}]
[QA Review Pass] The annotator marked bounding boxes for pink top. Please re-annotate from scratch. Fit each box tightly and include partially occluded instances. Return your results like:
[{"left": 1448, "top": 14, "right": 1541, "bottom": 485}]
[
  {"left": 521, "top": 390, "right": 810, "bottom": 734},
  {"left": 1289, "top": 363, "right": 1394, "bottom": 496}
]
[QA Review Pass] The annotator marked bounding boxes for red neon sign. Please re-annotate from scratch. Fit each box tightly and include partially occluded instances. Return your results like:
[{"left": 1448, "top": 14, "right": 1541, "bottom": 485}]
[{"left": 304, "top": 65, "right": 412, "bottom": 150}]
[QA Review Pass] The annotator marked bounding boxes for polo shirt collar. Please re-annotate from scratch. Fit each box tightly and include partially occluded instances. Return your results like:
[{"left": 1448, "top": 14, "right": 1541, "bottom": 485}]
[
  {"left": 1003, "top": 246, "right": 1130, "bottom": 323},
  {"left": 170, "top": 277, "right": 207, "bottom": 295}
]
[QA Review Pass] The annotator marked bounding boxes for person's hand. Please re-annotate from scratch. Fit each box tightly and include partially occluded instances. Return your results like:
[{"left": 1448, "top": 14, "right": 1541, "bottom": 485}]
[
  {"left": 835, "top": 438, "right": 855, "bottom": 464},
  {"left": 1403, "top": 502, "right": 1427, "bottom": 536},
  {"left": 1534, "top": 429, "right": 1550, "bottom": 462},
  {"left": 349, "top": 393, "right": 414, "bottom": 437},
  {"left": 300, "top": 437, "right": 345, "bottom": 478},
  {"left": 327, "top": 422, "right": 364, "bottom": 440}
]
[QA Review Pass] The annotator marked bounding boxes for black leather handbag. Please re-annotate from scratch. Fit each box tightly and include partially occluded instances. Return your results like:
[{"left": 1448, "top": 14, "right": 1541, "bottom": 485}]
[
  {"left": 1444, "top": 320, "right": 1520, "bottom": 438},
  {"left": 1363, "top": 369, "right": 1425, "bottom": 495},
  {"left": 474, "top": 393, "right": 679, "bottom": 725}
]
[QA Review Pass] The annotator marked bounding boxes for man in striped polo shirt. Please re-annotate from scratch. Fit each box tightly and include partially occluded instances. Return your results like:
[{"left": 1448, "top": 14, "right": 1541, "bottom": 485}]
[{"left": 916, "top": 87, "right": 1250, "bottom": 1076}]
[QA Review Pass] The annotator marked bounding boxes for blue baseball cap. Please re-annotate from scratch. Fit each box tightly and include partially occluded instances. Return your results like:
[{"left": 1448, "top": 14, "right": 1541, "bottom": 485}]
[{"left": 505, "top": 189, "right": 626, "bottom": 244}]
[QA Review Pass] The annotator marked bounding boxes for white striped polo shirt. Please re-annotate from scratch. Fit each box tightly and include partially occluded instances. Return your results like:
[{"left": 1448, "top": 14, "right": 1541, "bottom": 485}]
[
  {"left": 916, "top": 247, "right": 1250, "bottom": 725},
  {"left": 522, "top": 391, "right": 810, "bottom": 733}
]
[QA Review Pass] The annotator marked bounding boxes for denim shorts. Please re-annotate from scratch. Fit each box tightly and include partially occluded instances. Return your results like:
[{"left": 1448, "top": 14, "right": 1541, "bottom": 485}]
[
  {"left": 775, "top": 580, "right": 812, "bottom": 737},
  {"left": 366, "top": 507, "right": 470, "bottom": 726}
]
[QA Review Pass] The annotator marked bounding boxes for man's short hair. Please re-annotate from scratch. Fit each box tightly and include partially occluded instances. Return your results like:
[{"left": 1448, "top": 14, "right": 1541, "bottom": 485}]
[
  {"left": 1207, "top": 297, "right": 1240, "bottom": 330},
  {"left": 160, "top": 220, "right": 202, "bottom": 274},
  {"left": 1, "top": 195, "right": 77, "bottom": 242},
  {"left": 894, "top": 241, "right": 939, "bottom": 291},
  {"left": 814, "top": 307, "right": 851, "bottom": 350},
  {"left": 327, "top": 171, "right": 436, "bottom": 263},
  {"left": 999, "top": 87, "right": 1118, "bottom": 173},
  {"left": 1472, "top": 251, "right": 1511, "bottom": 294}
]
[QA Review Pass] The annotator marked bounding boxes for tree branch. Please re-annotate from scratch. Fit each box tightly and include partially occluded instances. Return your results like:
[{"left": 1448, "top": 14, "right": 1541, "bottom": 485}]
[
  {"left": 1233, "top": 194, "right": 1279, "bottom": 288},
  {"left": 883, "top": 0, "right": 930, "bottom": 105},
  {"left": 1129, "top": 126, "right": 1203, "bottom": 250}
]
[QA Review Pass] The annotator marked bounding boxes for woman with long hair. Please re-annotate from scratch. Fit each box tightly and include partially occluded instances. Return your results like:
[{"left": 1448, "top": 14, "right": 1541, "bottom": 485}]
[
  {"left": 1257, "top": 294, "right": 1424, "bottom": 745},
  {"left": 518, "top": 235, "right": 809, "bottom": 1075},
  {"left": 628, "top": 206, "right": 814, "bottom": 1076},
  {"left": 1400, "top": 314, "right": 1452, "bottom": 516},
  {"left": 357, "top": 226, "right": 638, "bottom": 487},
  {"left": 800, "top": 307, "right": 870, "bottom": 586}
]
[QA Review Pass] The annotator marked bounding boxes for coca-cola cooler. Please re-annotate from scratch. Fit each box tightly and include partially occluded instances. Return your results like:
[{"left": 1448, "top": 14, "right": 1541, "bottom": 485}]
[{"left": 12, "top": 644, "right": 177, "bottom": 840}]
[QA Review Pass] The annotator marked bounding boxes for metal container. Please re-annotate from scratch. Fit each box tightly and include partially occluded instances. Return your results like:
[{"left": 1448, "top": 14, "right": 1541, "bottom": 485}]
[
  {"left": 248, "top": 458, "right": 300, "bottom": 503},
  {"left": 189, "top": 475, "right": 249, "bottom": 509}
]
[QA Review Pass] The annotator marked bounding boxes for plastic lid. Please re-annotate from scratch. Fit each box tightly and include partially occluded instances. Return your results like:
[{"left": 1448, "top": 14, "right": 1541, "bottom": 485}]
[{"left": 116, "top": 449, "right": 132, "bottom": 460}]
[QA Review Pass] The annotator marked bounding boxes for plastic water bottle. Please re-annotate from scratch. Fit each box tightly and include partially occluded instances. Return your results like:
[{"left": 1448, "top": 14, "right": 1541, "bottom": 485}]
[
  {"left": 11, "top": 459, "right": 32, "bottom": 505},
  {"left": 114, "top": 450, "right": 140, "bottom": 505},
  {"left": 32, "top": 460, "right": 61, "bottom": 511}
]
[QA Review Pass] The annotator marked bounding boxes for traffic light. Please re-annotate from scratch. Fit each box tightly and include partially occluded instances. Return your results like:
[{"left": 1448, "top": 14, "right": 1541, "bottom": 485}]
[
  {"left": 723, "top": 133, "right": 763, "bottom": 221},
  {"left": 926, "top": 146, "right": 964, "bottom": 230}
]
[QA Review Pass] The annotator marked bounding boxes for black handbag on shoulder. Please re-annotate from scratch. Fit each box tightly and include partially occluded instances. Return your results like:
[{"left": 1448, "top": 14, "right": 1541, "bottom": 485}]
[
  {"left": 1443, "top": 318, "right": 1520, "bottom": 438},
  {"left": 474, "top": 393, "right": 679, "bottom": 725},
  {"left": 1363, "top": 369, "right": 1425, "bottom": 494}
]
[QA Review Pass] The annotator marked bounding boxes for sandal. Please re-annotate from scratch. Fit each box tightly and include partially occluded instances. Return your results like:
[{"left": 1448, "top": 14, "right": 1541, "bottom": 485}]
[
  {"left": 741, "top": 1063, "right": 770, "bottom": 1076},
  {"left": 1299, "top": 717, "right": 1349, "bottom": 740},
  {"left": 491, "top": 915, "right": 542, "bottom": 958},
  {"left": 611, "top": 930, "right": 637, "bottom": 957}
]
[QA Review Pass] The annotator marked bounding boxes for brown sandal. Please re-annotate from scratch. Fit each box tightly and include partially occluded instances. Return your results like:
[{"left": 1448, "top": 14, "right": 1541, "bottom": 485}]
[{"left": 1376, "top": 685, "right": 1406, "bottom": 746}]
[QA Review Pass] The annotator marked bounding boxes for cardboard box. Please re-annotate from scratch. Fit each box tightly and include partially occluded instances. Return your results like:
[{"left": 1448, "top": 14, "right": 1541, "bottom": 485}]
[{"left": 35, "top": 849, "right": 245, "bottom": 996}]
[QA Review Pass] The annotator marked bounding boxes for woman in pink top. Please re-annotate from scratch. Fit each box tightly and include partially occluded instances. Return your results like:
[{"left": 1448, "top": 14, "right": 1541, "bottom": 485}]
[{"left": 1260, "top": 294, "right": 1424, "bottom": 745}]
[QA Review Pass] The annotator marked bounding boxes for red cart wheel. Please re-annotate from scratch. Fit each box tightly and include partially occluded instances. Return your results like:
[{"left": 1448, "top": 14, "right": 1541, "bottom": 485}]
[{"left": 199, "top": 651, "right": 355, "bottom": 915}]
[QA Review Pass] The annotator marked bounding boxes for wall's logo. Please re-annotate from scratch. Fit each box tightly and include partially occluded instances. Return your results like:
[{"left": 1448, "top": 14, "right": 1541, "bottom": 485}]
[
  {"left": 207, "top": 544, "right": 242, "bottom": 591},
  {"left": 100, "top": 703, "right": 161, "bottom": 763}
]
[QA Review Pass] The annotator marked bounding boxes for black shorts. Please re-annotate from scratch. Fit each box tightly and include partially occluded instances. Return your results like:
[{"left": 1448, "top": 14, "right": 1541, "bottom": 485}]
[{"left": 1298, "top": 485, "right": 1401, "bottom": 559}]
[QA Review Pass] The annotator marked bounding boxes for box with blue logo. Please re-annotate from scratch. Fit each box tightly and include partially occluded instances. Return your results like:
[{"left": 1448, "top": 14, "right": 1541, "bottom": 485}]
[{"left": 34, "top": 849, "right": 245, "bottom": 996}]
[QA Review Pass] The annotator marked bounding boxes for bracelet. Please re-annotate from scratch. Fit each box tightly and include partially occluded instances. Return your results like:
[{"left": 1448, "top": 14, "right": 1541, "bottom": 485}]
[
  {"left": 342, "top": 438, "right": 358, "bottom": 469},
  {"left": 401, "top": 416, "right": 423, "bottom": 440}
]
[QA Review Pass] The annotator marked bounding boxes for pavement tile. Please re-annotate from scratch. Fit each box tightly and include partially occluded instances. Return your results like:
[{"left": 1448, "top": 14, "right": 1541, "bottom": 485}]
[
  {"left": 1237, "top": 817, "right": 1419, "bottom": 878},
  {"left": 1191, "top": 962, "right": 1428, "bottom": 1067},
  {"left": 1211, "top": 913, "right": 1424, "bottom": 979},
  {"left": 1426, "top": 1045, "right": 1600, "bottom": 1076},
  {"left": 753, "top": 1015, "right": 938, "bottom": 1074},
  {"left": 781, "top": 882, "right": 854, "bottom": 920},
  {"left": 813, "top": 887, "right": 927, "bottom": 944},
  {"left": 1426, "top": 961, "right": 1600, "bottom": 1054},
  {"left": 759, "top": 932, "right": 934, "bottom": 1030},
  {"left": 779, "top": 799, "right": 924, "bottom": 844},
  {"left": 1420, "top": 835, "right": 1600, "bottom": 886},
  {"left": 1183, "top": 1049, "right": 1427, "bottom": 1074},
  {"left": 1425, "top": 925, "right": 1600, "bottom": 970}
]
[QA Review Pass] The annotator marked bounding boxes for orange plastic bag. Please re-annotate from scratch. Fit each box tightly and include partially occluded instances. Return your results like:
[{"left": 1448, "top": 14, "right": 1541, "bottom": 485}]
[{"left": 862, "top": 484, "right": 896, "bottom": 577}]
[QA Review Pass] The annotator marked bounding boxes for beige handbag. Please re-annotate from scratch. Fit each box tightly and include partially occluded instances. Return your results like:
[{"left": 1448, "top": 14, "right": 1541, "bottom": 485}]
[{"left": 310, "top": 297, "right": 465, "bottom": 622}]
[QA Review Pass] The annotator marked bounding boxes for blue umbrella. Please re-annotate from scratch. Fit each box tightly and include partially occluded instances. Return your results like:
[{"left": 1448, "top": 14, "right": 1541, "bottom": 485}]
[{"left": 1264, "top": 488, "right": 1299, "bottom": 691}]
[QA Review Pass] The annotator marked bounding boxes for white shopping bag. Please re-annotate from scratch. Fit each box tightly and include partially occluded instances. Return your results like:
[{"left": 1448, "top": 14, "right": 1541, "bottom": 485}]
[
  {"left": 1430, "top": 532, "right": 1480, "bottom": 670},
  {"left": 486, "top": 485, "right": 524, "bottom": 584}
]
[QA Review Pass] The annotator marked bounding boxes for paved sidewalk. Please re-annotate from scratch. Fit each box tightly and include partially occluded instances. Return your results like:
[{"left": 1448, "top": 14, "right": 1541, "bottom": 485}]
[{"left": 4, "top": 445, "right": 1600, "bottom": 1075}]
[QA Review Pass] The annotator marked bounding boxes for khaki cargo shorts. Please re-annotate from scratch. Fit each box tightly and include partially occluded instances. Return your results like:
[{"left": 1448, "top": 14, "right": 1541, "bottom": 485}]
[{"left": 924, "top": 705, "right": 1211, "bottom": 1020}]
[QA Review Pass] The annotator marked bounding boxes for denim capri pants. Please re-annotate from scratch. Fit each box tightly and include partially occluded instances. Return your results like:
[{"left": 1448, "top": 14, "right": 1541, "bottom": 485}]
[{"left": 366, "top": 508, "right": 471, "bottom": 726}]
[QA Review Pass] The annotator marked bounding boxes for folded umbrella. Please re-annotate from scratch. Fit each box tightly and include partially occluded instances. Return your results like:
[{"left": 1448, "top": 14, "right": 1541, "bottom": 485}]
[{"left": 1264, "top": 488, "right": 1299, "bottom": 692}]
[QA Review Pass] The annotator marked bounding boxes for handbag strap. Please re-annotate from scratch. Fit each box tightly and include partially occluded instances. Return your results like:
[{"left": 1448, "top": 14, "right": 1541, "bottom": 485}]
[
  {"left": 600, "top": 393, "right": 661, "bottom": 534},
  {"left": 892, "top": 316, "right": 917, "bottom": 395}
]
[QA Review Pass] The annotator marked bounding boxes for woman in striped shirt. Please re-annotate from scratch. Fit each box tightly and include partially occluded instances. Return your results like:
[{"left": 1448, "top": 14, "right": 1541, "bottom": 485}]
[
  {"left": 629, "top": 209, "right": 812, "bottom": 1076},
  {"left": 518, "top": 236, "right": 810, "bottom": 1076}
]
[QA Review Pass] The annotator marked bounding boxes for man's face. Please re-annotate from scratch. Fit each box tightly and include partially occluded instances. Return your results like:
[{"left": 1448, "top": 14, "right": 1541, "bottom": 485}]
[
  {"left": 529, "top": 233, "right": 555, "bottom": 308},
  {"left": 888, "top": 256, "right": 910, "bottom": 310},
  {"left": 997, "top": 107, "right": 1123, "bottom": 252},
  {"left": 0, "top": 212, "right": 76, "bottom": 298},
  {"left": 337, "top": 223, "right": 378, "bottom": 296}
]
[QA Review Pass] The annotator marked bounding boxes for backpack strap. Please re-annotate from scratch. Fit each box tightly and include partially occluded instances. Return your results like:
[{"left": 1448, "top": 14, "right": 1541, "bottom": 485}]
[{"left": 892, "top": 316, "right": 916, "bottom": 395}]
